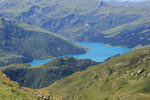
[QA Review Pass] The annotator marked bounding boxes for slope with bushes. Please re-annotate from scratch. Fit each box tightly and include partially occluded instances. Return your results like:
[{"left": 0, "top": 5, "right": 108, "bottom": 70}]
[
  {"left": 0, "top": 49, "right": 32, "bottom": 67},
  {"left": 0, "top": 17, "right": 86, "bottom": 67},
  {"left": 46, "top": 46, "right": 150, "bottom": 100},
  {"left": 2, "top": 57, "right": 98, "bottom": 89},
  {"left": 0, "top": 71, "right": 62, "bottom": 100}
]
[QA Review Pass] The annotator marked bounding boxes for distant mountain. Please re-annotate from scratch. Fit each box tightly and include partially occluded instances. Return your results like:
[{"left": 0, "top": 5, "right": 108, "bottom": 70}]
[
  {"left": 0, "top": 0, "right": 150, "bottom": 48},
  {"left": 2, "top": 57, "right": 98, "bottom": 89},
  {"left": 46, "top": 46, "right": 150, "bottom": 100},
  {"left": 107, "top": 0, "right": 150, "bottom": 2},
  {"left": 0, "top": 17, "right": 86, "bottom": 67},
  {"left": 102, "top": 17, "right": 150, "bottom": 48},
  {"left": 105, "top": 0, "right": 150, "bottom": 8}
]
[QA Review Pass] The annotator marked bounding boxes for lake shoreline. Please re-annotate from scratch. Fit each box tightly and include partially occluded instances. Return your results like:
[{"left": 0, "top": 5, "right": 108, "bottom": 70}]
[{"left": 28, "top": 42, "right": 132, "bottom": 66}]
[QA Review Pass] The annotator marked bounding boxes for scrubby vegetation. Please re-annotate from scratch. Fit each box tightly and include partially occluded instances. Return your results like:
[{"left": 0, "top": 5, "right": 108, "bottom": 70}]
[
  {"left": 2, "top": 57, "right": 98, "bottom": 89},
  {"left": 0, "top": 50, "right": 32, "bottom": 67},
  {"left": 0, "top": 0, "right": 150, "bottom": 100},
  {"left": 0, "top": 71, "right": 63, "bottom": 100},
  {"left": 0, "top": 17, "right": 86, "bottom": 67},
  {"left": 2, "top": 45, "right": 150, "bottom": 100},
  {"left": 46, "top": 46, "right": 150, "bottom": 100}
]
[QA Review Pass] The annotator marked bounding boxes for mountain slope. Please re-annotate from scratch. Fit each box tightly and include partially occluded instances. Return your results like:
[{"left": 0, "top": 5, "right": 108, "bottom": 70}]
[
  {"left": 46, "top": 46, "right": 150, "bottom": 100},
  {"left": 0, "top": 70, "right": 62, "bottom": 100},
  {"left": 2, "top": 57, "right": 98, "bottom": 89},
  {"left": 0, "top": 0, "right": 150, "bottom": 48},
  {"left": 0, "top": 17, "right": 86, "bottom": 67},
  {"left": 102, "top": 17, "right": 150, "bottom": 48},
  {"left": 0, "top": 71, "right": 36, "bottom": 100},
  {"left": 0, "top": 49, "right": 32, "bottom": 67}
]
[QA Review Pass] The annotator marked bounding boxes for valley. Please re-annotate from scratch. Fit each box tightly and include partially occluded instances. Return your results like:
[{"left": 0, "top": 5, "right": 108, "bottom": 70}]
[
  {"left": 0, "top": 0, "right": 150, "bottom": 100},
  {"left": 0, "top": 17, "right": 86, "bottom": 67},
  {"left": 1, "top": 41, "right": 150, "bottom": 100},
  {"left": 28, "top": 42, "right": 132, "bottom": 66},
  {"left": 0, "top": 0, "right": 150, "bottom": 48},
  {"left": 2, "top": 58, "right": 99, "bottom": 89}
]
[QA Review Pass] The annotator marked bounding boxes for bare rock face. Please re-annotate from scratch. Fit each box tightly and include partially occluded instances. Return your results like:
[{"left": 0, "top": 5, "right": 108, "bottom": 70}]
[
  {"left": 137, "top": 69, "right": 145, "bottom": 75},
  {"left": 147, "top": 73, "right": 150, "bottom": 77}
]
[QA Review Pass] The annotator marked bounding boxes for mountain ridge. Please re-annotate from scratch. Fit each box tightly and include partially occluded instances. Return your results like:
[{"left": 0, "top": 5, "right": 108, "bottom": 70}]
[
  {"left": 46, "top": 46, "right": 150, "bottom": 100},
  {"left": 0, "top": 0, "right": 149, "bottom": 48},
  {"left": 1, "top": 46, "right": 150, "bottom": 100},
  {"left": 0, "top": 17, "right": 86, "bottom": 67},
  {"left": 2, "top": 57, "right": 99, "bottom": 89}
]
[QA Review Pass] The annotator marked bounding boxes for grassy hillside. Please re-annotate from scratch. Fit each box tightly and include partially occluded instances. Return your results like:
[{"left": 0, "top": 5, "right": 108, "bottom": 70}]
[
  {"left": 0, "top": 71, "right": 62, "bottom": 100},
  {"left": 0, "top": 71, "right": 36, "bottom": 100},
  {"left": 0, "top": 0, "right": 150, "bottom": 48},
  {"left": 0, "top": 17, "right": 86, "bottom": 67},
  {"left": 0, "top": 49, "right": 32, "bottom": 67},
  {"left": 101, "top": 17, "right": 150, "bottom": 48},
  {"left": 46, "top": 46, "right": 150, "bottom": 100},
  {"left": 2, "top": 57, "right": 98, "bottom": 89}
]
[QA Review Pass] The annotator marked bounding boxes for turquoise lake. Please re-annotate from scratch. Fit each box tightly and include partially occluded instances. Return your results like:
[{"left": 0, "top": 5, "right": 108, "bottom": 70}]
[{"left": 28, "top": 42, "right": 132, "bottom": 66}]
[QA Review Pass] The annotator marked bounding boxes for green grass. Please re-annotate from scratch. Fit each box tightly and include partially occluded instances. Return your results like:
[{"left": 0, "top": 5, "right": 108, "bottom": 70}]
[
  {"left": 104, "top": 16, "right": 150, "bottom": 37},
  {"left": 0, "top": 49, "right": 29, "bottom": 67},
  {"left": 47, "top": 46, "right": 150, "bottom": 100},
  {"left": 0, "top": 71, "right": 36, "bottom": 100},
  {"left": 0, "top": 70, "right": 63, "bottom": 100},
  {"left": 1, "top": 57, "right": 98, "bottom": 89}
]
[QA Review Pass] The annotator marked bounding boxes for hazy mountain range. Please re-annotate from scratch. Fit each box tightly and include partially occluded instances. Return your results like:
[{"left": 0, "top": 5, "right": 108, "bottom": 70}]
[
  {"left": 105, "top": 0, "right": 150, "bottom": 2},
  {"left": 0, "top": 0, "right": 150, "bottom": 48}
]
